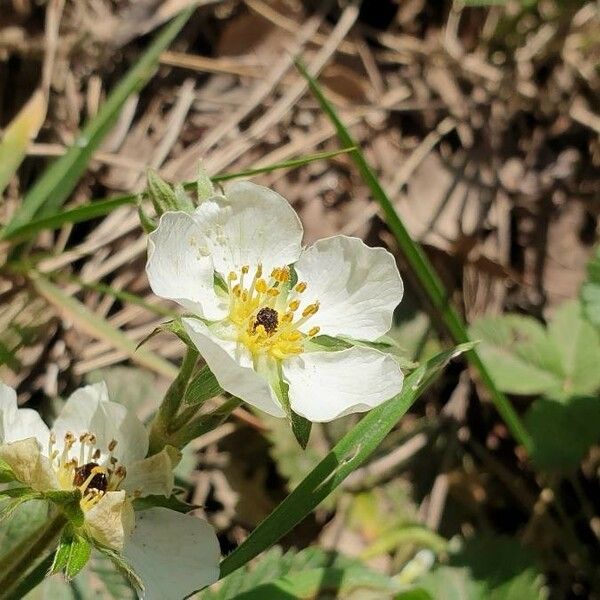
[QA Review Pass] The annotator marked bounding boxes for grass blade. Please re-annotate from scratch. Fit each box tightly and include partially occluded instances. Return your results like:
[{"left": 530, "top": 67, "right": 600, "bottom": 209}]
[
  {"left": 0, "top": 90, "right": 46, "bottom": 196},
  {"left": 30, "top": 273, "right": 176, "bottom": 378},
  {"left": 1, "top": 8, "right": 194, "bottom": 237},
  {"left": 296, "top": 59, "right": 532, "bottom": 453},
  {"left": 218, "top": 344, "right": 471, "bottom": 579},
  {"left": 2, "top": 147, "right": 354, "bottom": 242}
]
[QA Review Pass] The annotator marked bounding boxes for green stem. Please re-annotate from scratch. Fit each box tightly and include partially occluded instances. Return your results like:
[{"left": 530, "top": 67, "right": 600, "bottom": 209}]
[
  {"left": 149, "top": 346, "right": 198, "bottom": 454},
  {"left": 167, "top": 397, "right": 243, "bottom": 449},
  {"left": 296, "top": 59, "right": 533, "bottom": 454},
  {"left": 0, "top": 511, "right": 66, "bottom": 599}
]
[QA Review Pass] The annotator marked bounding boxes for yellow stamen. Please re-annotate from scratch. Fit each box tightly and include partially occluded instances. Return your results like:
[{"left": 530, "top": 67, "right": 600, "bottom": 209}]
[
  {"left": 295, "top": 282, "right": 307, "bottom": 293},
  {"left": 308, "top": 326, "right": 320, "bottom": 337}
]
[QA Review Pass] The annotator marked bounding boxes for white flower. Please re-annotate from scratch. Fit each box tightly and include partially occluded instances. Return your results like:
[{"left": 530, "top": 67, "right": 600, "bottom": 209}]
[
  {"left": 146, "top": 181, "right": 404, "bottom": 422},
  {"left": 0, "top": 382, "right": 219, "bottom": 599}
]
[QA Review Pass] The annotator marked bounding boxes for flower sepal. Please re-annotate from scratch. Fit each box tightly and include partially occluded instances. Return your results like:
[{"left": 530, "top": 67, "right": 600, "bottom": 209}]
[{"left": 49, "top": 524, "right": 92, "bottom": 581}]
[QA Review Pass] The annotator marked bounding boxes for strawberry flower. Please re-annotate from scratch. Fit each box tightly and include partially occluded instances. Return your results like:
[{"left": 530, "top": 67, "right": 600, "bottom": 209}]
[
  {"left": 0, "top": 382, "right": 219, "bottom": 599},
  {"left": 146, "top": 181, "right": 404, "bottom": 422}
]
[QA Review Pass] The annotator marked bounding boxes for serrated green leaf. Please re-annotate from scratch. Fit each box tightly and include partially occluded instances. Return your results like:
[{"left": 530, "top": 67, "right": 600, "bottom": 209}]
[
  {"left": 524, "top": 396, "right": 600, "bottom": 471},
  {"left": 418, "top": 535, "right": 545, "bottom": 600},
  {"left": 132, "top": 493, "right": 198, "bottom": 513},
  {"left": 470, "top": 303, "right": 600, "bottom": 399},
  {"left": 201, "top": 546, "right": 395, "bottom": 600}
]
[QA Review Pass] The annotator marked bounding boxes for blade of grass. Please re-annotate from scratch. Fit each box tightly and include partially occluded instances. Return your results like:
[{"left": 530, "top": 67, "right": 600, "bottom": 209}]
[
  {"left": 0, "top": 90, "right": 46, "bottom": 197},
  {"left": 296, "top": 59, "right": 532, "bottom": 453},
  {"left": 30, "top": 272, "right": 177, "bottom": 379},
  {"left": 0, "top": 7, "right": 195, "bottom": 238},
  {"left": 218, "top": 344, "right": 472, "bottom": 579},
  {"left": 2, "top": 147, "right": 355, "bottom": 243}
]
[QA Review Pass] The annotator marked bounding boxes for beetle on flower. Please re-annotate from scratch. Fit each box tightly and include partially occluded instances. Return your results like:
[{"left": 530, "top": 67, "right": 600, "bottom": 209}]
[
  {"left": 0, "top": 381, "right": 220, "bottom": 599},
  {"left": 146, "top": 181, "right": 404, "bottom": 423}
]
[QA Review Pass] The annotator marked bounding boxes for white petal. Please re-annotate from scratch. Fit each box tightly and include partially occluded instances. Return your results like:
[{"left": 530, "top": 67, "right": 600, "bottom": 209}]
[
  {"left": 146, "top": 211, "right": 227, "bottom": 320},
  {"left": 85, "top": 490, "right": 133, "bottom": 551},
  {"left": 182, "top": 317, "right": 285, "bottom": 417},
  {"left": 294, "top": 236, "right": 403, "bottom": 341},
  {"left": 0, "top": 438, "right": 58, "bottom": 490},
  {"left": 52, "top": 383, "right": 148, "bottom": 467},
  {"left": 122, "top": 447, "right": 176, "bottom": 497},
  {"left": 0, "top": 382, "right": 50, "bottom": 447},
  {"left": 193, "top": 181, "right": 303, "bottom": 277},
  {"left": 283, "top": 347, "right": 404, "bottom": 422},
  {"left": 123, "top": 507, "right": 220, "bottom": 600}
]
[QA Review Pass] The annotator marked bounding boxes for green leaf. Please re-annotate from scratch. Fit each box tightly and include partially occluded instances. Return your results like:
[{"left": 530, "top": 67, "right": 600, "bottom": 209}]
[
  {"left": 418, "top": 535, "right": 545, "bottom": 600},
  {"left": 296, "top": 58, "right": 531, "bottom": 452},
  {"left": 217, "top": 345, "right": 470, "bottom": 581},
  {"left": 232, "top": 567, "right": 400, "bottom": 599},
  {"left": 43, "top": 490, "right": 84, "bottom": 527},
  {"left": 470, "top": 302, "right": 600, "bottom": 398},
  {"left": 185, "top": 364, "right": 224, "bottom": 406},
  {"left": 50, "top": 526, "right": 91, "bottom": 580},
  {"left": 581, "top": 246, "right": 600, "bottom": 327},
  {"left": 201, "top": 546, "right": 396, "bottom": 600},
  {"left": 524, "top": 396, "right": 600, "bottom": 471},
  {"left": 132, "top": 493, "right": 198, "bottom": 513},
  {"left": 0, "top": 499, "right": 48, "bottom": 559},
  {"left": 0, "top": 8, "right": 195, "bottom": 237}
]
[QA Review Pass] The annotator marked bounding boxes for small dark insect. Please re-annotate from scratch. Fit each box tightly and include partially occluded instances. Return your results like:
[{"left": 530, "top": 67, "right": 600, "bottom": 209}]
[
  {"left": 73, "top": 462, "right": 108, "bottom": 493},
  {"left": 254, "top": 307, "right": 278, "bottom": 334}
]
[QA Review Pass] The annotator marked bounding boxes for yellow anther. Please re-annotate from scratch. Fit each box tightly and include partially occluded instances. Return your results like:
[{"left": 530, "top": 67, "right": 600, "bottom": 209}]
[
  {"left": 255, "top": 279, "right": 268, "bottom": 293},
  {"left": 228, "top": 271, "right": 238, "bottom": 281},
  {"left": 295, "top": 282, "right": 307, "bottom": 293},
  {"left": 288, "top": 299, "right": 300, "bottom": 311},
  {"left": 267, "top": 288, "right": 279, "bottom": 297},
  {"left": 281, "top": 312, "right": 294, "bottom": 323},
  {"left": 286, "top": 331, "right": 302, "bottom": 342},
  {"left": 241, "top": 265, "right": 249, "bottom": 274},
  {"left": 271, "top": 268, "right": 280, "bottom": 279},
  {"left": 308, "top": 326, "right": 321, "bottom": 337},
  {"left": 233, "top": 285, "right": 241, "bottom": 296},
  {"left": 302, "top": 303, "right": 319, "bottom": 318}
]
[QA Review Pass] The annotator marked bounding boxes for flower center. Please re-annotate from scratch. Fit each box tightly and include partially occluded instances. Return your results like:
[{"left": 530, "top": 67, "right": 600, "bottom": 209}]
[
  {"left": 226, "top": 264, "right": 320, "bottom": 360},
  {"left": 48, "top": 432, "right": 127, "bottom": 510}
]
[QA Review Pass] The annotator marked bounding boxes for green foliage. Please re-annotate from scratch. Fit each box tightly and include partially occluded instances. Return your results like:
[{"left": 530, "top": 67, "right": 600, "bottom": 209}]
[
  {"left": 470, "top": 301, "right": 600, "bottom": 399},
  {"left": 417, "top": 535, "right": 545, "bottom": 600},
  {"left": 524, "top": 397, "right": 600, "bottom": 471},
  {"left": 201, "top": 546, "right": 399, "bottom": 600},
  {"left": 0, "top": 499, "right": 48, "bottom": 558},
  {"left": 219, "top": 344, "right": 472, "bottom": 580},
  {"left": 581, "top": 246, "right": 600, "bottom": 327},
  {"left": 50, "top": 526, "right": 91, "bottom": 580}
]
